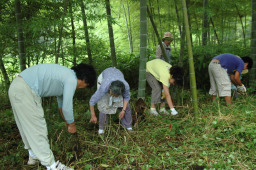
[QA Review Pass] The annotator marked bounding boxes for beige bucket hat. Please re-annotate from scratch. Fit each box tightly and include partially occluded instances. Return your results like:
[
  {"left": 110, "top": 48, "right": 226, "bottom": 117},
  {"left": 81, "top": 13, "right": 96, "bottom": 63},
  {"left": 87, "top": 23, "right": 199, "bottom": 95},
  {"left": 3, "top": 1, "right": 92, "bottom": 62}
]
[{"left": 162, "top": 32, "right": 173, "bottom": 42}]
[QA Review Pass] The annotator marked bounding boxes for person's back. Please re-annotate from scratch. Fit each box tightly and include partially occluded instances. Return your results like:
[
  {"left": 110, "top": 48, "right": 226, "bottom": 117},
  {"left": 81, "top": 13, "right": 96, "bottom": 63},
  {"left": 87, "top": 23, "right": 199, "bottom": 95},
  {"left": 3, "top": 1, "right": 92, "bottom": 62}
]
[
  {"left": 20, "top": 63, "right": 77, "bottom": 97},
  {"left": 213, "top": 53, "right": 244, "bottom": 74}
]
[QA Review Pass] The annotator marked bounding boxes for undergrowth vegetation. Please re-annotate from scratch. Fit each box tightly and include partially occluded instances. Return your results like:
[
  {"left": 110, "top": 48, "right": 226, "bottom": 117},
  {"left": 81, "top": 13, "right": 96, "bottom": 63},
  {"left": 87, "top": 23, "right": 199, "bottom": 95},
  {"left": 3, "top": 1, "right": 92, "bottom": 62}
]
[
  {"left": 1, "top": 89, "right": 255, "bottom": 169},
  {"left": 0, "top": 43, "right": 255, "bottom": 169}
]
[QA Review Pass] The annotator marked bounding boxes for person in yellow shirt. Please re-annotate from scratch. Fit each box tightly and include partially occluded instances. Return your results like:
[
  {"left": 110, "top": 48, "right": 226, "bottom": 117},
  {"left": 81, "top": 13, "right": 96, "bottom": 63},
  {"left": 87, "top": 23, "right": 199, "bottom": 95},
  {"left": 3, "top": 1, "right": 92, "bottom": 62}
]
[{"left": 146, "top": 59, "right": 184, "bottom": 115}]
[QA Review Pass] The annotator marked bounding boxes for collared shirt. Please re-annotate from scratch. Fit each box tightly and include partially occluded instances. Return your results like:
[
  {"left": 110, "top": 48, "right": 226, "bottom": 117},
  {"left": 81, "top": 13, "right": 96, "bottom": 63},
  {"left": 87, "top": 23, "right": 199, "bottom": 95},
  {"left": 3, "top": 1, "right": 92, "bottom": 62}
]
[
  {"left": 156, "top": 42, "right": 171, "bottom": 63},
  {"left": 89, "top": 67, "right": 130, "bottom": 106},
  {"left": 146, "top": 59, "right": 172, "bottom": 87},
  {"left": 20, "top": 63, "right": 77, "bottom": 123},
  {"left": 213, "top": 53, "right": 244, "bottom": 74}
]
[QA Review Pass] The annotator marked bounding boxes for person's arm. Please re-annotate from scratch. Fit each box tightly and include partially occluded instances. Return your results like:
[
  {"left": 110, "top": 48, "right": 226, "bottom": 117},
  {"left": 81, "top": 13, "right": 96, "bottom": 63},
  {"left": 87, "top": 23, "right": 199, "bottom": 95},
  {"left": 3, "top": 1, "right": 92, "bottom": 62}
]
[
  {"left": 59, "top": 107, "right": 76, "bottom": 133},
  {"left": 89, "top": 105, "right": 97, "bottom": 124},
  {"left": 163, "top": 84, "right": 174, "bottom": 109},
  {"left": 119, "top": 100, "right": 128, "bottom": 119},
  {"left": 230, "top": 71, "right": 242, "bottom": 86},
  {"left": 59, "top": 108, "right": 67, "bottom": 125},
  {"left": 61, "top": 79, "right": 77, "bottom": 133}
]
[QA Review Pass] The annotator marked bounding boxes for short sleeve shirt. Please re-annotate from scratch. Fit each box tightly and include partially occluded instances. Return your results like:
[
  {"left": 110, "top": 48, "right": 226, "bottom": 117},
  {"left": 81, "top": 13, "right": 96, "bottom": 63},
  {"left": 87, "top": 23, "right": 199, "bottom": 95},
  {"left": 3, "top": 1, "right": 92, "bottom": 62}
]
[
  {"left": 213, "top": 53, "right": 244, "bottom": 74},
  {"left": 146, "top": 59, "right": 172, "bottom": 86}
]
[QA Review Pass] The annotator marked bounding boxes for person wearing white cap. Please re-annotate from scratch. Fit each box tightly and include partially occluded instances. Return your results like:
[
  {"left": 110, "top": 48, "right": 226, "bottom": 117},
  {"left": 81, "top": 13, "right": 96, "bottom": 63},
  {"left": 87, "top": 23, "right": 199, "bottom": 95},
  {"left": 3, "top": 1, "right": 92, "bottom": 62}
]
[
  {"left": 156, "top": 32, "right": 174, "bottom": 64},
  {"left": 208, "top": 53, "right": 253, "bottom": 105}
]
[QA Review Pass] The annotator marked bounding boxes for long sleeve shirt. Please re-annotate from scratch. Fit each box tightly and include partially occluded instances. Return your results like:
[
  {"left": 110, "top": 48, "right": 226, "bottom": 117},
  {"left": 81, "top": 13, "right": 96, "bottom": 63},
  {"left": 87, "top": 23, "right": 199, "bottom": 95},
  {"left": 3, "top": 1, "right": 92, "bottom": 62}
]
[
  {"left": 89, "top": 67, "right": 130, "bottom": 106},
  {"left": 20, "top": 63, "right": 77, "bottom": 123},
  {"left": 156, "top": 42, "right": 171, "bottom": 63}
]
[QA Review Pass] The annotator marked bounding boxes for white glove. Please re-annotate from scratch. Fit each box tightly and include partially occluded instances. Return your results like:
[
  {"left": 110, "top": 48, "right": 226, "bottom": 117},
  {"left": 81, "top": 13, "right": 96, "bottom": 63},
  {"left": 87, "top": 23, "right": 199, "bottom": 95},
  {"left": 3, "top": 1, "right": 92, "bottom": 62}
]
[
  {"left": 237, "top": 84, "right": 246, "bottom": 94},
  {"left": 170, "top": 108, "right": 178, "bottom": 116}
]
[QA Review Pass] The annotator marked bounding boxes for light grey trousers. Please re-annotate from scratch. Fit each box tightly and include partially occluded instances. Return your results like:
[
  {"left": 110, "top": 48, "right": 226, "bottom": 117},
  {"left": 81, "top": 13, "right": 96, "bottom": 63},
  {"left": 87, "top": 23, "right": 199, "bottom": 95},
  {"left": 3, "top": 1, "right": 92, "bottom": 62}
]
[
  {"left": 146, "top": 72, "right": 163, "bottom": 104},
  {"left": 99, "top": 103, "right": 132, "bottom": 130},
  {"left": 8, "top": 76, "right": 55, "bottom": 166}
]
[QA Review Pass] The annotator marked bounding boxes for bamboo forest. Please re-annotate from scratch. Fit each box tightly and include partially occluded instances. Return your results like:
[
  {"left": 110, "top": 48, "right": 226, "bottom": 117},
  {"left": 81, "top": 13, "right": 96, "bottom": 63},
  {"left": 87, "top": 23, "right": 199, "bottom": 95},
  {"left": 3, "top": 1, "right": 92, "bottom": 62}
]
[{"left": 1, "top": 0, "right": 256, "bottom": 169}]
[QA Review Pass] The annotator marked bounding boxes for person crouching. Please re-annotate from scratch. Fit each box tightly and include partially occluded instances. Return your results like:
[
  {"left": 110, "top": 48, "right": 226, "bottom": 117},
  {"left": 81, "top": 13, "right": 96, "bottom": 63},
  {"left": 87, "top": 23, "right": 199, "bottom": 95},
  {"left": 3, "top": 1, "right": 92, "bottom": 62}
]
[{"left": 89, "top": 67, "right": 133, "bottom": 135}]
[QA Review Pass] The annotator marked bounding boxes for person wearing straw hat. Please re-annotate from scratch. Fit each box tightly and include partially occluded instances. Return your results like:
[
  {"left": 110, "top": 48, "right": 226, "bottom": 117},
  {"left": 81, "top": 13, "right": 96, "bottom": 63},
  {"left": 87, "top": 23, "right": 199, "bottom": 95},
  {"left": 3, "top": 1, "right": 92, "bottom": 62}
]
[
  {"left": 208, "top": 53, "right": 253, "bottom": 105},
  {"left": 156, "top": 32, "right": 174, "bottom": 64},
  {"left": 156, "top": 32, "right": 175, "bottom": 109}
]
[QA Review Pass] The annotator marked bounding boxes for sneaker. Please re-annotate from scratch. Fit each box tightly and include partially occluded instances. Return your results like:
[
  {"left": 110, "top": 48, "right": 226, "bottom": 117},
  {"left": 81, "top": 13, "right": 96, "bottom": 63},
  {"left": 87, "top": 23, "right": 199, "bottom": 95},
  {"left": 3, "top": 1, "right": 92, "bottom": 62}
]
[
  {"left": 170, "top": 108, "right": 178, "bottom": 116},
  {"left": 27, "top": 156, "right": 38, "bottom": 165},
  {"left": 127, "top": 127, "right": 134, "bottom": 133},
  {"left": 52, "top": 161, "right": 74, "bottom": 170},
  {"left": 149, "top": 109, "right": 159, "bottom": 116},
  {"left": 98, "top": 129, "right": 104, "bottom": 135},
  {"left": 159, "top": 108, "right": 169, "bottom": 115}
]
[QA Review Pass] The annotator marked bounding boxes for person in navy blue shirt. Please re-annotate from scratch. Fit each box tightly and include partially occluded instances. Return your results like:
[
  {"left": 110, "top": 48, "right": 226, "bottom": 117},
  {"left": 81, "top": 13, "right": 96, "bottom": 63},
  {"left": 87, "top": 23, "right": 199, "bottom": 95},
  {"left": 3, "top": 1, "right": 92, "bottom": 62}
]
[{"left": 208, "top": 53, "right": 253, "bottom": 105}]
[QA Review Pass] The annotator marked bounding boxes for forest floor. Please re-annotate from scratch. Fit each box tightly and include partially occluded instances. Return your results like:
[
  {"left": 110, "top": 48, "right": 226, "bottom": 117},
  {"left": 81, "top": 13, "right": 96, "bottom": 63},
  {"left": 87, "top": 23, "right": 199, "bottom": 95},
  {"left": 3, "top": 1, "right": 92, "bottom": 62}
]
[{"left": 0, "top": 90, "right": 256, "bottom": 169}]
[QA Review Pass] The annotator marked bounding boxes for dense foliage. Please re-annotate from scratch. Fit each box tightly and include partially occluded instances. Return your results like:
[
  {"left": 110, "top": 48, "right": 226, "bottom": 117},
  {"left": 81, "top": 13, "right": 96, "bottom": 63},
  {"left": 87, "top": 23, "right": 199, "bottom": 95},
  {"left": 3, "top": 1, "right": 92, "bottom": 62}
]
[
  {"left": 0, "top": 0, "right": 255, "bottom": 169},
  {"left": 1, "top": 90, "right": 256, "bottom": 169}
]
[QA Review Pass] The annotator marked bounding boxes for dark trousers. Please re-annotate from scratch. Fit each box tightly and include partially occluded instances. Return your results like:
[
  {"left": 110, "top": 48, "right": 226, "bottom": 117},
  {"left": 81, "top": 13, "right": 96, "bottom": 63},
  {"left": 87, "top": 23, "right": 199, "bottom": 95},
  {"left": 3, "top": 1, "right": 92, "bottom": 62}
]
[{"left": 99, "top": 102, "right": 132, "bottom": 130}]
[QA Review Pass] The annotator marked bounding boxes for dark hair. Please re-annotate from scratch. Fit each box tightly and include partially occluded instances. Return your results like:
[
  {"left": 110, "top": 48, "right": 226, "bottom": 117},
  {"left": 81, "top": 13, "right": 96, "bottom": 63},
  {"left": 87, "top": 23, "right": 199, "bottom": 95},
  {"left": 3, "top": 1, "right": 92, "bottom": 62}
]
[
  {"left": 242, "top": 56, "right": 253, "bottom": 69},
  {"left": 169, "top": 66, "right": 184, "bottom": 86},
  {"left": 110, "top": 80, "right": 125, "bottom": 96},
  {"left": 71, "top": 63, "right": 97, "bottom": 88}
]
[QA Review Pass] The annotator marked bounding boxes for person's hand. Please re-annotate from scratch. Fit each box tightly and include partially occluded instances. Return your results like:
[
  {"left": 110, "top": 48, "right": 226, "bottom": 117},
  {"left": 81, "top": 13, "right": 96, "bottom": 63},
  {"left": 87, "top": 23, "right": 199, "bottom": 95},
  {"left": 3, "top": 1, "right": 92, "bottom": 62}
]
[
  {"left": 237, "top": 84, "right": 246, "bottom": 95},
  {"left": 119, "top": 110, "right": 125, "bottom": 119},
  {"left": 90, "top": 115, "right": 97, "bottom": 124},
  {"left": 67, "top": 122, "right": 77, "bottom": 133},
  {"left": 170, "top": 108, "right": 178, "bottom": 116}
]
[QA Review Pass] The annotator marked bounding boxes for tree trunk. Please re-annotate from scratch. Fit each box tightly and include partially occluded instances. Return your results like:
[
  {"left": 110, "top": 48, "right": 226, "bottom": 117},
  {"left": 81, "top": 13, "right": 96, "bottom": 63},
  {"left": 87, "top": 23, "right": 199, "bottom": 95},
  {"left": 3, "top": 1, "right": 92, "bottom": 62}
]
[
  {"left": 105, "top": 0, "right": 117, "bottom": 67},
  {"left": 174, "top": 0, "right": 181, "bottom": 36},
  {"left": 56, "top": 0, "right": 67, "bottom": 64},
  {"left": 15, "top": 0, "right": 26, "bottom": 71},
  {"left": 249, "top": 0, "right": 256, "bottom": 89},
  {"left": 69, "top": 0, "right": 77, "bottom": 66},
  {"left": 179, "top": 24, "right": 185, "bottom": 67},
  {"left": 127, "top": 0, "right": 133, "bottom": 53},
  {"left": 123, "top": 4, "right": 132, "bottom": 53},
  {"left": 54, "top": 0, "right": 57, "bottom": 64},
  {"left": 235, "top": 4, "right": 246, "bottom": 47},
  {"left": 80, "top": 0, "right": 92, "bottom": 65},
  {"left": 0, "top": 55, "right": 10, "bottom": 90},
  {"left": 181, "top": 0, "right": 198, "bottom": 114},
  {"left": 148, "top": 0, "right": 156, "bottom": 47},
  {"left": 147, "top": 7, "right": 168, "bottom": 62},
  {"left": 168, "top": 0, "right": 171, "bottom": 31},
  {"left": 210, "top": 17, "right": 219, "bottom": 44},
  {"left": 186, "top": 0, "right": 193, "bottom": 47},
  {"left": 137, "top": 0, "right": 147, "bottom": 99},
  {"left": 202, "top": 0, "right": 209, "bottom": 46},
  {"left": 156, "top": 0, "right": 162, "bottom": 36}
]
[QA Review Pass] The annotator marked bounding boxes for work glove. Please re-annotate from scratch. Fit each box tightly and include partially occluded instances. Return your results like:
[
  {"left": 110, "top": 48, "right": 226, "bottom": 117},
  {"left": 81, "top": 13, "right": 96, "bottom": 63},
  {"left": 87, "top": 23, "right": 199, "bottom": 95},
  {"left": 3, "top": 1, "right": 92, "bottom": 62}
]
[
  {"left": 170, "top": 108, "right": 178, "bottom": 116},
  {"left": 237, "top": 84, "right": 246, "bottom": 95}
]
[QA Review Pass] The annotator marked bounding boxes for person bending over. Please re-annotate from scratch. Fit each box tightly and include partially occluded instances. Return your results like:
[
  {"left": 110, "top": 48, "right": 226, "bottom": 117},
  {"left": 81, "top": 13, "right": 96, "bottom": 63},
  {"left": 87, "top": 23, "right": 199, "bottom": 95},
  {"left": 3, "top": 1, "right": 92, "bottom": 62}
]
[
  {"left": 208, "top": 53, "right": 253, "bottom": 105},
  {"left": 146, "top": 59, "right": 184, "bottom": 116},
  {"left": 89, "top": 67, "right": 132, "bottom": 135},
  {"left": 8, "top": 63, "right": 96, "bottom": 169}
]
